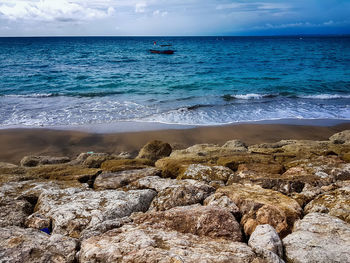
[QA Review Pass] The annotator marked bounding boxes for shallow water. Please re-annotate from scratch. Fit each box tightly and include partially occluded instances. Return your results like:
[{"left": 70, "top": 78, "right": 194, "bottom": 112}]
[{"left": 0, "top": 36, "right": 350, "bottom": 127}]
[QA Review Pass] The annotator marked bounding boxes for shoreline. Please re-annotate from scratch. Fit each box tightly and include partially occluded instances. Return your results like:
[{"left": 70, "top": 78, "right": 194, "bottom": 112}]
[
  {"left": 1, "top": 118, "right": 350, "bottom": 134},
  {"left": 1, "top": 120, "right": 350, "bottom": 164}
]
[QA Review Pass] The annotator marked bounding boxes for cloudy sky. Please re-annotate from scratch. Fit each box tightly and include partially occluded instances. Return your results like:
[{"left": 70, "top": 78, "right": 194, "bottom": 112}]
[{"left": 0, "top": 0, "right": 349, "bottom": 36}]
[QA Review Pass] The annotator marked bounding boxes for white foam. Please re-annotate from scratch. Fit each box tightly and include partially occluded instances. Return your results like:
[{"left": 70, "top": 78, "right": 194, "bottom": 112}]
[
  {"left": 299, "top": 94, "right": 350, "bottom": 99},
  {"left": 232, "top": 94, "right": 265, "bottom": 100}
]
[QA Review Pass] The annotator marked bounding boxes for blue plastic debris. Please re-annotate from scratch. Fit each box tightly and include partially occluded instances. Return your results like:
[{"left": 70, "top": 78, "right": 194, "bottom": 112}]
[{"left": 40, "top": 228, "right": 51, "bottom": 235}]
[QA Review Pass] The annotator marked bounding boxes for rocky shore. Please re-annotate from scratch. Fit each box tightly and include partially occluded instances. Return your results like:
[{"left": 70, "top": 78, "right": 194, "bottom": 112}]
[{"left": 1, "top": 130, "right": 350, "bottom": 262}]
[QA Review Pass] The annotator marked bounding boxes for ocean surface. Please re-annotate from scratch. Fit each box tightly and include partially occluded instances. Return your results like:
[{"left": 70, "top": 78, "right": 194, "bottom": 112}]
[{"left": 0, "top": 36, "right": 350, "bottom": 128}]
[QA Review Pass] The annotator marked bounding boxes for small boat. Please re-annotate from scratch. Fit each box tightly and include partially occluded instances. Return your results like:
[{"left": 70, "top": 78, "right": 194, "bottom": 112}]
[{"left": 149, "top": 49, "right": 174, "bottom": 55}]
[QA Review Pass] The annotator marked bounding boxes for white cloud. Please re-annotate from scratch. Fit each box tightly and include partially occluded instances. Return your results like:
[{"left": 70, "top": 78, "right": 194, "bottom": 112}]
[
  {"left": 135, "top": 2, "right": 146, "bottom": 13},
  {"left": 153, "top": 9, "right": 167, "bottom": 17},
  {"left": 0, "top": 0, "right": 114, "bottom": 22},
  {"left": 216, "top": 2, "right": 290, "bottom": 12}
]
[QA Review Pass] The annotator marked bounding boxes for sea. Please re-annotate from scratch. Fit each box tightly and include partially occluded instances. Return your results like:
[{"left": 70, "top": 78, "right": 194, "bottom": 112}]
[{"left": 0, "top": 36, "right": 350, "bottom": 129}]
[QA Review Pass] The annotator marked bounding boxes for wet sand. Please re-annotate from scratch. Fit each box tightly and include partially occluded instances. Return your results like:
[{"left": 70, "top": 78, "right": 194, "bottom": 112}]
[{"left": 1, "top": 122, "right": 350, "bottom": 164}]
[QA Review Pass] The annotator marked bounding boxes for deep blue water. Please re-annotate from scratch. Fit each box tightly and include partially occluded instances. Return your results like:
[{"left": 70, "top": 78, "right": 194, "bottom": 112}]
[{"left": 0, "top": 36, "right": 350, "bottom": 127}]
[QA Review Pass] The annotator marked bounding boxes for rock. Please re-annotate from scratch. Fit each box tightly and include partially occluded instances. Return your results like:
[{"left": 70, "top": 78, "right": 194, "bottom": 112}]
[
  {"left": 0, "top": 162, "right": 18, "bottom": 169},
  {"left": 0, "top": 226, "right": 77, "bottom": 263},
  {"left": 79, "top": 224, "right": 260, "bottom": 263},
  {"left": 0, "top": 198, "right": 33, "bottom": 227},
  {"left": 177, "top": 164, "right": 233, "bottom": 183},
  {"left": 221, "top": 140, "right": 248, "bottom": 152},
  {"left": 25, "top": 213, "right": 51, "bottom": 230},
  {"left": 132, "top": 205, "right": 242, "bottom": 241},
  {"left": 248, "top": 224, "right": 283, "bottom": 258},
  {"left": 93, "top": 168, "right": 161, "bottom": 190},
  {"left": 155, "top": 156, "right": 208, "bottom": 179},
  {"left": 20, "top": 155, "right": 70, "bottom": 167},
  {"left": 128, "top": 176, "right": 215, "bottom": 211},
  {"left": 137, "top": 140, "right": 172, "bottom": 161},
  {"left": 217, "top": 153, "right": 274, "bottom": 171},
  {"left": 304, "top": 187, "right": 350, "bottom": 223},
  {"left": 329, "top": 130, "right": 350, "bottom": 144},
  {"left": 101, "top": 158, "right": 154, "bottom": 172},
  {"left": 217, "top": 184, "right": 302, "bottom": 237},
  {"left": 83, "top": 153, "right": 110, "bottom": 168},
  {"left": 204, "top": 192, "right": 241, "bottom": 219},
  {"left": 283, "top": 213, "right": 350, "bottom": 263},
  {"left": 25, "top": 165, "right": 101, "bottom": 186},
  {"left": 31, "top": 188, "right": 156, "bottom": 238},
  {"left": 80, "top": 217, "right": 131, "bottom": 241}
]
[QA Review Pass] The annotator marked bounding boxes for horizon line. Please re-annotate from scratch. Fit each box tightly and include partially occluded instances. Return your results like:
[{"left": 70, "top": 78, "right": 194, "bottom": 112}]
[{"left": 0, "top": 33, "right": 350, "bottom": 38}]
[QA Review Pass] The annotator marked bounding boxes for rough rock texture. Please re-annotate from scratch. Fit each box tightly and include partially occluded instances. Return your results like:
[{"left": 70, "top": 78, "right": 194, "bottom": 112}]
[
  {"left": 217, "top": 153, "right": 274, "bottom": 171},
  {"left": 128, "top": 176, "right": 215, "bottom": 211},
  {"left": 31, "top": 188, "right": 156, "bottom": 238},
  {"left": 304, "top": 186, "right": 350, "bottom": 223},
  {"left": 93, "top": 168, "right": 161, "bottom": 190},
  {"left": 0, "top": 198, "right": 33, "bottom": 227},
  {"left": 79, "top": 224, "right": 260, "bottom": 263},
  {"left": 101, "top": 158, "right": 154, "bottom": 172},
  {"left": 137, "top": 140, "right": 172, "bottom": 161},
  {"left": 0, "top": 226, "right": 78, "bottom": 263},
  {"left": 283, "top": 213, "right": 350, "bottom": 263},
  {"left": 177, "top": 164, "right": 233, "bottom": 183},
  {"left": 204, "top": 192, "right": 241, "bottom": 219},
  {"left": 25, "top": 164, "right": 101, "bottom": 184},
  {"left": 248, "top": 224, "right": 283, "bottom": 258},
  {"left": 132, "top": 205, "right": 242, "bottom": 241},
  {"left": 329, "top": 130, "right": 350, "bottom": 144},
  {"left": 20, "top": 155, "right": 70, "bottom": 167},
  {"left": 217, "top": 184, "right": 302, "bottom": 237}
]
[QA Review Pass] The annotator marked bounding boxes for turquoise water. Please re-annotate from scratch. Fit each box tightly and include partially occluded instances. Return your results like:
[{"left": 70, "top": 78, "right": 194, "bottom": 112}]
[{"left": 0, "top": 36, "right": 350, "bottom": 127}]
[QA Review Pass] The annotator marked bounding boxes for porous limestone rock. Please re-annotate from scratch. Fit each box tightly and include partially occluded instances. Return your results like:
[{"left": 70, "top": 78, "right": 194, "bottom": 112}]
[
  {"left": 217, "top": 153, "right": 274, "bottom": 171},
  {"left": 283, "top": 213, "right": 350, "bottom": 263},
  {"left": 0, "top": 226, "right": 77, "bottom": 263},
  {"left": 0, "top": 198, "right": 33, "bottom": 227},
  {"left": 204, "top": 192, "right": 241, "bottom": 219},
  {"left": 177, "top": 164, "right": 233, "bottom": 183},
  {"left": 248, "top": 224, "right": 283, "bottom": 258},
  {"left": 137, "top": 140, "right": 172, "bottom": 161},
  {"left": 31, "top": 188, "right": 156, "bottom": 238},
  {"left": 128, "top": 176, "right": 215, "bottom": 211},
  {"left": 329, "top": 130, "right": 350, "bottom": 144},
  {"left": 132, "top": 205, "right": 242, "bottom": 241},
  {"left": 217, "top": 183, "right": 302, "bottom": 237},
  {"left": 79, "top": 224, "right": 260, "bottom": 263},
  {"left": 93, "top": 168, "right": 161, "bottom": 190},
  {"left": 20, "top": 155, "right": 70, "bottom": 167},
  {"left": 304, "top": 186, "right": 350, "bottom": 223}
]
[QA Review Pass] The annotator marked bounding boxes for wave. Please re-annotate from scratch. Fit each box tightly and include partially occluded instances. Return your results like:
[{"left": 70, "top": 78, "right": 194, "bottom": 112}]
[
  {"left": 298, "top": 94, "right": 350, "bottom": 99},
  {"left": 223, "top": 93, "right": 350, "bottom": 101}
]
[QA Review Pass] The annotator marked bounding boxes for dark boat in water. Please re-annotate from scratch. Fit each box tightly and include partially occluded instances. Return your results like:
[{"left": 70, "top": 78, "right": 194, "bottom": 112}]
[{"left": 149, "top": 49, "right": 175, "bottom": 55}]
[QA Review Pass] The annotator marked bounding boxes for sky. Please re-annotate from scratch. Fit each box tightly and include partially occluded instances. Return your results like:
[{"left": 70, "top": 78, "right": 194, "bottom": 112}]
[{"left": 0, "top": 0, "right": 349, "bottom": 36}]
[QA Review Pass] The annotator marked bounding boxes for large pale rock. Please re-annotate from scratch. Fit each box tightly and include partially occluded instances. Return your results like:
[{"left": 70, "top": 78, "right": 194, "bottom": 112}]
[
  {"left": 177, "top": 164, "right": 233, "bottom": 183},
  {"left": 204, "top": 192, "right": 241, "bottom": 219},
  {"left": 128, "top": 176, "right": 215, "bottom": 211},
  {"left": 0, "top": 226, "right": 77, "bottom": 263},
  {"left": 0, "top": 198, "right": 33, "bottom": 227},
  {"left": 20, "top": 155, "right": 70, "bottom": 167},
  {"left": 283, "top": 213, "right": 350, "bottom": 263},
  {"left": 132, "top": 205, "right": 242, "bottom": 241},
  {"left": 79, "top": 224, "right": 260, "bottom": 263},
  {"left": 93, "top": 168, "right": 161, "bottom": 190},
  {"left": 248, "top": 224, "right": 283, "bottom": 258},
  {"left": 137, "top": 140, "right": 172, "bottom": 161},
  {"left": 304, "top": 187, "right": 350, "bottom": 223},
  {"left": 217, "top": 184, "right": 302, "bottom": 237},
  {"left": 329, "top": 130, "right": 350, "bottom": 144},
  {"left": 31, "top": 188, "right": 156, "bottom": 238}
]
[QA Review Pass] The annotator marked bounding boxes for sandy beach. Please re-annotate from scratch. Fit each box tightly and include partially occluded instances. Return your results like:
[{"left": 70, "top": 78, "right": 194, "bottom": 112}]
[{"left": 1, "top": 121, "right": 350, "bottom": 164}]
